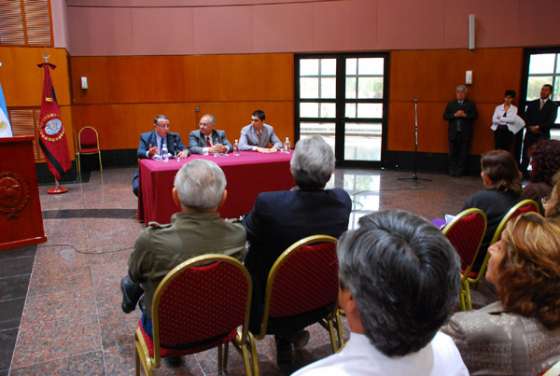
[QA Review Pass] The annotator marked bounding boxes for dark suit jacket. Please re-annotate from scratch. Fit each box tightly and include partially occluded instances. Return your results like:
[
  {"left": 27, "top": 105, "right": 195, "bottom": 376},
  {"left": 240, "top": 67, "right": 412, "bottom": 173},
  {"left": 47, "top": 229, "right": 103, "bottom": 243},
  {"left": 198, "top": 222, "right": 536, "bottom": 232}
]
[
  {"left": 524, "top": 99, "right": 558, "bottom": 139},
  {"left": 137, "top": 131, "right": 185, "bottom": 159},
  {"left": 443, "top": 100, "right": 478, "bottom": 141},
  {"left": 242, "top": 188, "right": 352, "bottom": 322},
  {"left": 188, "top": 129, "right": 232, "bottom": 154}
]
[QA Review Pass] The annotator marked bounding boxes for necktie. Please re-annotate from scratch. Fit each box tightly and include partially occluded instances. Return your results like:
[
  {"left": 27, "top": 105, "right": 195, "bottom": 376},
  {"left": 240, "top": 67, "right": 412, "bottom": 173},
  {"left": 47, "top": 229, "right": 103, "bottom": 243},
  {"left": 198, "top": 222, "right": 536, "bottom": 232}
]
[
  {"left": 540, "top": 100, "right": 544, "bottom": 110},
  {"left": 206, "top": 136, "right": 212, "bottom": 147}
]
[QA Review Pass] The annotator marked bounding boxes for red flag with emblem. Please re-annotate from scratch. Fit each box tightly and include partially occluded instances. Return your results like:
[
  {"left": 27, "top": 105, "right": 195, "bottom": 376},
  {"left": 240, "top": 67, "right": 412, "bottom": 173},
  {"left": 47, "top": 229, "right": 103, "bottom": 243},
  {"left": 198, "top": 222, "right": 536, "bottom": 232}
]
[{"left": 37, "top": 63, "right": 71, "bottom": 181}]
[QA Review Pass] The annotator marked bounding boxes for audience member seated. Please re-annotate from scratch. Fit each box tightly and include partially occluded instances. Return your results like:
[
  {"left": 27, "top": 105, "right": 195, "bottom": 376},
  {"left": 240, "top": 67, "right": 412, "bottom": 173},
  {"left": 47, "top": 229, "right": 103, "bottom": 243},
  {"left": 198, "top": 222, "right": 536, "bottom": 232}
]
[
  {"left": 443, "top": 213, "right": 560, "bottom": 375},
  {"left": 131, "top": 114, "right": 188, "bottom": 196},
  {"left": 238, "top": 109, "right": 282, "bottom": 153},
  {"left": 461, "top": 150, "right": 521, "bottom": 272},
  {"left": 522, "top": 139, "right": 560, "bottom": 203},
  {"left": 121, "top": 160, "right": 246, "bottom": 363},
  {"left": 293, "top": 210, "right": 468, "bottom": 376},
  {"left": 188, "top": 113, "right": 232, "bottom": 154},
  {"left": 242, "top": 135, "right": 351, "bottom": 367},
  {"left": 543, "top": 175, "right": 560, "bottom": 219}
]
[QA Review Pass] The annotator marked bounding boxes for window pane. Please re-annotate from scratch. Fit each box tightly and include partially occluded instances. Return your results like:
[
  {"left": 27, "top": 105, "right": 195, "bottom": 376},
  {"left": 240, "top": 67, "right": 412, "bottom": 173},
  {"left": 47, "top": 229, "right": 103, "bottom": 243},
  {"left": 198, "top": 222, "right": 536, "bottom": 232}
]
[
  {"left": 321, "top": 59, "right": 336, "bottom": 75},
  {"left": 529, "top": 54, "right": 555, "bottom": 74},
  {"left": 557, "top": 54, "right": 560, "bottom": 73},
  {"left": 358, "top": 77, "right": 384, "bottom": 98},
  {"left": 320, "top": 103, "right": 336, "bottom": 118},
  {"left": 346, "top": 58, "right": 357, "bottom": 75},
  {"left": 300, "top": 59, "right": 319, "bottom": 76},
  {"left": 556, "top": 111, "right": 560, "bottom": 125},
  {"left": 551, "top": 128, "right": 560, "bottom": 141},
  {"left": 527, "top": 76, "right": 553, "bottom": 100},
  {"left": 554, "top": 79, "right": 560, "bottom": 102},
  {"left": 300, "top": 77, "right": 319, "bottom": 98},
  {"left": 346, "top": 77, "right": 356, "bottom": 99},
  {"left": 357, "top": 103, "right": 383, "bottom": 118},
  {"left": 299, "top": 122, "right": 336, "bottom": 152},
  {"left": 344, "top": 122, "right": 382, "bottom": 161},
  {"left": 321, "top": 77, "right": 336, "bottom": 98},
  {"left": 345, "top": 103, "right": 356, "bottom": 118},
  {"left": 358, "top": 58, "right": 384, "bottom": 75},
  {"left": 300, "top": 102, "right": 319, "bottom": 118}
]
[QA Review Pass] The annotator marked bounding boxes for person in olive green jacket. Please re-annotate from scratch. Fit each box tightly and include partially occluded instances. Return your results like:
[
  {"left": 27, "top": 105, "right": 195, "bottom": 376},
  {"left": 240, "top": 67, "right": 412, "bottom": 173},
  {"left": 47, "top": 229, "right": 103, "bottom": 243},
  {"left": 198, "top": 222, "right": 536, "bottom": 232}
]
[{"left": 121, "top": 159, "right": 246, "bottom": 339}]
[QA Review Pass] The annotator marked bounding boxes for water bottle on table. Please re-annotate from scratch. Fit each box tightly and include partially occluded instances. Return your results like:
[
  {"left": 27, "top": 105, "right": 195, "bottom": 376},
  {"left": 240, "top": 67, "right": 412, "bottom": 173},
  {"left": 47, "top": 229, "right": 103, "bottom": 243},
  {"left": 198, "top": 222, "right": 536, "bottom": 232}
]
[
  {"left": 161, "top": 145, "right": 169, "bottom": 162},
  {"left": 233, "top": 139, "right": 240, "bottom": 156},
  {"left": 283, "top": 137, "right": 291, "bottom": 153}
]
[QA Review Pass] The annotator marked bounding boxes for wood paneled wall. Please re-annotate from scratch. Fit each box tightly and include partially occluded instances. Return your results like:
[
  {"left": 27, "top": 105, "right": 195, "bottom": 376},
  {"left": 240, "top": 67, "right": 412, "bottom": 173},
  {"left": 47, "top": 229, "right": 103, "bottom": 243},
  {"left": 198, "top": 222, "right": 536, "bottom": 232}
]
[
  {"left": 0, "top": 46, "right": 74, "bottom": 160},
  {"left": 388, "top": 48, "right": 524, "bottom": 154},
  {"left": 70, "top": 54, "right": 294, "bottom": 150}
]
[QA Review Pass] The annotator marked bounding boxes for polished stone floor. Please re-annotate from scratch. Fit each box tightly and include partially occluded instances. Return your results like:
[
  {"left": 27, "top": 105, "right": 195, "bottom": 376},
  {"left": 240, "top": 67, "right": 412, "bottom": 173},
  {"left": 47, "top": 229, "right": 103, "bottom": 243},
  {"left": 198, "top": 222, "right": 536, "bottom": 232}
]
[{"left": 1, "top": 167, "right": 480, "bottom": 376}]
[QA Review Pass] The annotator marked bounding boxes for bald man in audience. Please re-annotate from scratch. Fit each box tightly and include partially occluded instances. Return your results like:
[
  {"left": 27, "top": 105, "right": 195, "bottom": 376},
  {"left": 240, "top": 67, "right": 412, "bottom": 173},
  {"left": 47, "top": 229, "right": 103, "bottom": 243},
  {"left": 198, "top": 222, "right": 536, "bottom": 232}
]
[{"left": 188, "top": 114, "right": 232, "bottom": 154}]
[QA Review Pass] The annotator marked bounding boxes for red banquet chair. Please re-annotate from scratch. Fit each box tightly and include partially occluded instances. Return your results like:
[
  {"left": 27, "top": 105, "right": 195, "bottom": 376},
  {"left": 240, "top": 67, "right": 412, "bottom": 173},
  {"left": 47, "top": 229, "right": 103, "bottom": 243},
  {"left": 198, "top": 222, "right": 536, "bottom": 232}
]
[
  {"left": 134, "top": 255, "right": 259, "bottom": 376},
  {"left": 76, "top": 126, "right": 103, "bottom": 181},
  {"left": 254, "top": 235, "right": 345, "bottom": 353},
  {"left": 442, "top": 208, "right": 487, "bottom": 311}
]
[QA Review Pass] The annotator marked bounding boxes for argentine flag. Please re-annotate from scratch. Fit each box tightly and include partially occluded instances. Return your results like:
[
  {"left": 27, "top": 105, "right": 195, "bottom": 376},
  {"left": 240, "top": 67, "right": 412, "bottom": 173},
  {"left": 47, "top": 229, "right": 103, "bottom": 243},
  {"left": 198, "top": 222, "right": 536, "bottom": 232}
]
[{"left": 0, "top": 84, "right": 13, "bottom": 138}]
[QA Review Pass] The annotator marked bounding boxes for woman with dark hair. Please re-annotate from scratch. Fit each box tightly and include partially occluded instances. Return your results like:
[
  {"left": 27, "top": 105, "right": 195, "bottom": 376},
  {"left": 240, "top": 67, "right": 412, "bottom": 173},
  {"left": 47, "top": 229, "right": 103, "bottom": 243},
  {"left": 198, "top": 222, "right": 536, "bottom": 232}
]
[
  {"left": 443, "top": 213, "right": 560, "bottom": 375},
  {"left": 522, "top": 139, "right": 560, "bottom": 202},
  {"left": 491, "top": 90, "right": 524, "bottom": 153},
  {"left": 461, "top": 149, "right": 521, "bottom": 272}
]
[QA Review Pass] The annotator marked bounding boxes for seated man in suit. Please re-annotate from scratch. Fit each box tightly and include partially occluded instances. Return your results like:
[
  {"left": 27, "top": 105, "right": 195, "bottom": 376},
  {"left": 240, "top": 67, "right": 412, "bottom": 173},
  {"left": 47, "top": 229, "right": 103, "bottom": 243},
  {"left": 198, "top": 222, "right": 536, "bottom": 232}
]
[
  {"left": 188, "top": 113, "right": 232, "bottom": 154},
  {"left": 293, "top": 210, "right": 468, "bottom": 376},
  {"left": 132, "top": 114, "right": 188, "bottom": 196},
  {"left": 122, "top": 159, "right": 246, "bottom": 364},
  {"left": 242, "top": 135, "right": 352, "bottom": 368},
  {"left": 238, "top": 109, "right": 283, "bottom": 153}
]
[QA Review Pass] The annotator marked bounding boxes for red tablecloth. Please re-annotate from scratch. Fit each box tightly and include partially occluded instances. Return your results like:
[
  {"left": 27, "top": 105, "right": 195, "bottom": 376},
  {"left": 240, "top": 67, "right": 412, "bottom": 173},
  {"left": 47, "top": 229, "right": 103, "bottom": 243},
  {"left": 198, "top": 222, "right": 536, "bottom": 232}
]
[{"left": 139, "top": 151, "right": 294, "bottom": 224}]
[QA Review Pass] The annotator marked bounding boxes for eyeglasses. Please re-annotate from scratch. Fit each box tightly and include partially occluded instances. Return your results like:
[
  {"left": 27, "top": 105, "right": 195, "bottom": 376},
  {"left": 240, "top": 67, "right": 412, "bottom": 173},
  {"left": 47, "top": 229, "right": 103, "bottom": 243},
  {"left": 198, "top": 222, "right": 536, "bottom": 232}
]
[{"left": 156, "top": 123, "right": 170, "bottom": 129}]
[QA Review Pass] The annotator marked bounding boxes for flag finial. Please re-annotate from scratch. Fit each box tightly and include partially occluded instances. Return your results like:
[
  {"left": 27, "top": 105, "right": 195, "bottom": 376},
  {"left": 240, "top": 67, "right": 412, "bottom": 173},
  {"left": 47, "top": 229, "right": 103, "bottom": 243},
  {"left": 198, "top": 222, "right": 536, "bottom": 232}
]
[{"left": 42, "top": 53, "right": 50, "bottom": 63}]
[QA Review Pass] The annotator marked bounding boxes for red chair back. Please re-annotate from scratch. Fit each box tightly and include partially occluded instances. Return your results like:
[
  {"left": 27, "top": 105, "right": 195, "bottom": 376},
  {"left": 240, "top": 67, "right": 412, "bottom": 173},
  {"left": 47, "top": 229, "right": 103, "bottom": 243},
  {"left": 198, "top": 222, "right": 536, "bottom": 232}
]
[
  {"left": 79, "top": 127, "right": 99, "bottom": 149},
  {"left": 266, "top": 236, "right": 338, "bottom": 319},
  {"left": 443, "top": 209, "right": 487, "bottom": 274},
  {"left": 490, "top": 199, "right": 540, "bottom": 244},
  {"left": 153, "top": 257, "right": 250, "bottom": 349}
]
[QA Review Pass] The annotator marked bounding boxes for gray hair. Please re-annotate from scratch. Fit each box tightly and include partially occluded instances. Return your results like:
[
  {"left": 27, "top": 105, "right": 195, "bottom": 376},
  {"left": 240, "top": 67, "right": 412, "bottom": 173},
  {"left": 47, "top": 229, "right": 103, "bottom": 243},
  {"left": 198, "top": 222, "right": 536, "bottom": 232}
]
[
  {"left": 173, "top": 159, "right": 226, "bottom": 210},
  {"left": 153, "top": 114, "right": 169, "bottom": 125},
  {"left": 456, "top": 84, "right": 467, "bottom": 92},
  {"left": 290, "top": 135, "right": 334, "bottom": 189},
  {"left": 200, "top": 114, "right": 216, "bottom": 125},
  {"left": 337, "top": 210, "right": 461, "bottom": 357}
]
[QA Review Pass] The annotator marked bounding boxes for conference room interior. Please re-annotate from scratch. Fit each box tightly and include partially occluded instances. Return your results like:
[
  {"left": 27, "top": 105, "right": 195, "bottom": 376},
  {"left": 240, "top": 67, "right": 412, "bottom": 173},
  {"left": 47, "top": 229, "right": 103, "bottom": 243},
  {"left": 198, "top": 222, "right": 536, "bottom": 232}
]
[{"left": 1, "top": 0, "right": 560, "bottom": 375}]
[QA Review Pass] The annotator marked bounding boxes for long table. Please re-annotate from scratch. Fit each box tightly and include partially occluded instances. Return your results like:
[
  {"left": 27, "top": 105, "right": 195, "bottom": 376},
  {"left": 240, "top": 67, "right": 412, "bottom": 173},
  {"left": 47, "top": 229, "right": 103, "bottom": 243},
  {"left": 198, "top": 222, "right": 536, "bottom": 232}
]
[{"left": 138, "top": 151, "right": 294, "bottom": 224}]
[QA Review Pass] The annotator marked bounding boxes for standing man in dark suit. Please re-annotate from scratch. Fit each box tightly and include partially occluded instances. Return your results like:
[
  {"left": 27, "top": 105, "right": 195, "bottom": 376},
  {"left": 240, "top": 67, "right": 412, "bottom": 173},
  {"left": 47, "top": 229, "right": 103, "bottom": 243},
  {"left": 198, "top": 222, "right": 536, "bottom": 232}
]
[
  {"left": 243, "top": 135, "right": 352, "bottom": 369},
  {"left": 443, "top": 85, "right": 478, "bottom": 177},
  {"left": 521, "top": 84, "right": 558, "bottom": 175},
  {"left": 132, "top": 114, "right": 187, "bottom": 196},
  {"left": 188, "top": 114, "right": 232, "bottom": 154}
]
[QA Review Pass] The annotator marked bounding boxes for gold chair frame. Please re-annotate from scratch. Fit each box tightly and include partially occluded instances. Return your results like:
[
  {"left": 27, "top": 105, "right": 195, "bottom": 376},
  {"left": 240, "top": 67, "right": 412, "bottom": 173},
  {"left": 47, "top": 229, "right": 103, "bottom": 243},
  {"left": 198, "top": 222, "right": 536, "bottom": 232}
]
[
  {"left": 255, "top": 235, "right": 345, "bottom": 353},
  {"left": 543, "top": 360, "right": 560, "bottom": 376},
  {"left": 442, "top": 208, "right": 487, "bottom": 311},
  {"left": 76, "top": 126, "right": 103, "bottom": 181},
  {"left": 134, "top": 254, "right": 259, "bottom": 376}
]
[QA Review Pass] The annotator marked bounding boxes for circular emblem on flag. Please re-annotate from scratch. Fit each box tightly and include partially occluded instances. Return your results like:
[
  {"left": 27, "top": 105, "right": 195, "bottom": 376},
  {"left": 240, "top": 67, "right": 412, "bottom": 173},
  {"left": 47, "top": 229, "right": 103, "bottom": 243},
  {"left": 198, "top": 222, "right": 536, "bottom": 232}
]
[
  {"left": 40, "top": 114, "right": 65, "bottom": 142},
  {"left": 0, "top": 172, "right": 30, "bottom": 219}
]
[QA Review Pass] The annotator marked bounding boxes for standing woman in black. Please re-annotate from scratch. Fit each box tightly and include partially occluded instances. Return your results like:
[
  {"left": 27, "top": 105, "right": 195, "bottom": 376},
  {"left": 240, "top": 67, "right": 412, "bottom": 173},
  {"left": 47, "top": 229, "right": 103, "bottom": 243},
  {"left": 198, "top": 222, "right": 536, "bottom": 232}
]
[{"left": 491, "top": 90, "right": 522, "bottom": 153}]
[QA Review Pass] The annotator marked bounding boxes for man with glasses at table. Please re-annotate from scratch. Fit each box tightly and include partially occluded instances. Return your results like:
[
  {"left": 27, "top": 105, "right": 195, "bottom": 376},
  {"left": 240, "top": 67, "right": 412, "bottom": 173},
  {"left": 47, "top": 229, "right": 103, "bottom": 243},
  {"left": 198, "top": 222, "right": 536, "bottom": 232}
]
[
  {"left": 132, "top": 114, "right": 188, "bottom": 196},
  {"left": 188, "top": 113, "right": 232, "bottom": 154},
  {"left": 239, "top": 109, "right": 283, "bottom": 153}
]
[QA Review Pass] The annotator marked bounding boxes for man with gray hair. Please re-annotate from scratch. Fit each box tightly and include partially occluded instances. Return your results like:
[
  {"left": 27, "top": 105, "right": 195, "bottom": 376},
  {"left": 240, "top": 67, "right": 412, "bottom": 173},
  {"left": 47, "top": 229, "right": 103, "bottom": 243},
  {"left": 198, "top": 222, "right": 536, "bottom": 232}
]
[
  {"left": 188, "top": 113, "right": 233, "bottom": 154},
  {"left": 443, "top": 85, "right": 478, "bottom": 177},
  {"left": 293, "top": 210, "right": 468, "bottom": 375},
  {"left": 243, "top": 135, "right": 352, "bottom": 368},
  {"left": 121, "top": 160, "right": 246, "bottom": 353}
]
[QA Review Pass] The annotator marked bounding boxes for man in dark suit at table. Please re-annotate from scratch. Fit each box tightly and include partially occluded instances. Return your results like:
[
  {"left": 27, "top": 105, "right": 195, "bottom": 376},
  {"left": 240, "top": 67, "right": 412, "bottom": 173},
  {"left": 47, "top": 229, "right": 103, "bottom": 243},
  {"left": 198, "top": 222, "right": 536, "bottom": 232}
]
[
  {"left": 188, "top": 113, "right": 232, "bottom": 154},
  {"left": 521, "top": 84, "right": 558, "bottom": 175},
  {"left": 443, "top": 84, "right": 478, "bottom": 177},
  {"left": 242, "top": 135, "right": 352, "bottom": 369},
  {"left": 132, "top": 114, "right": 187, "bottom": 196},
  {"left": 239, "top": 109, "right": 283, "bottom": 153}
]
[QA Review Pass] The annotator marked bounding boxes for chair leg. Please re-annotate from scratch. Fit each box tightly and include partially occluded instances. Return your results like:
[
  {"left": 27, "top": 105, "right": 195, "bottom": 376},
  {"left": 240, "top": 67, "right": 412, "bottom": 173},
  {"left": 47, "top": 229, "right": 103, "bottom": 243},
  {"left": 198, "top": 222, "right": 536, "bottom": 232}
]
[
  {"left": 218, "top": 344, "right": 224, "bottom": 375},
  {"left": 326, "top": 317, "right": 338, "bottom": 353},
  {"left": 135, "top": 346, "right": 141, "bottom": 376},
  {"left": 223, "top": 342, "right": 229, "bottom": 373},
  {"left": 248, "top": 333, "right": 260, "bottom": 376},
  {"left": 98, "top": 151, "right": 103, "bottom": 174},
  {"left": 335, "top": 310, "right": 345, "bottom": 350},
  {"left": 464, "top": 280, "right": 473, "bottom": 310},
  {"left": 76, "top": 153, "right": 82, "bottom": 182},
  {"left": 240, "top": 343, "right": 254, "bottom": 376}
]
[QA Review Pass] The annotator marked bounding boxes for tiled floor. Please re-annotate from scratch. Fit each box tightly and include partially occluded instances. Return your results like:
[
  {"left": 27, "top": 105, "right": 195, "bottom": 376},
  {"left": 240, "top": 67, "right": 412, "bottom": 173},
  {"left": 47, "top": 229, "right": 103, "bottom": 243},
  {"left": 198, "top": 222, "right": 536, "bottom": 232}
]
[{"left": 2, "top": 167, "right": 481, "bottom": 375}]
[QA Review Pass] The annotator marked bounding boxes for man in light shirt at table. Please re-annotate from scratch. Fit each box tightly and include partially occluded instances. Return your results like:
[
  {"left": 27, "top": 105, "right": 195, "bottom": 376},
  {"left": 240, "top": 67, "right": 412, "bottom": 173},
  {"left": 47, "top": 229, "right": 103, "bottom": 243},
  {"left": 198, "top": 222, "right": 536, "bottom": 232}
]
[
  {"left": 239, "top": 109, "right": 283, "bottom": 153},
  {"left": 292, "top": 210, "right": 468, "bottom": 376},
  {"left": 188, "top": 113, "right": 232, "bottom": 154}
]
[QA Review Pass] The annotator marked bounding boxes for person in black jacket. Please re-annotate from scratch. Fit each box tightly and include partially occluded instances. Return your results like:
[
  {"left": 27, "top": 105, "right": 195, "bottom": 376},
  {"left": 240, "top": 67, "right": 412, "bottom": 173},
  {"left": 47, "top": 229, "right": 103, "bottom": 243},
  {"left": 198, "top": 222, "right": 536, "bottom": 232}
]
[
  {"left": 443, "top": 85, "right": 478, "bottom": 177},
  {"left": 521, "top": 84, "right": 558, "bottom": 174},
  {"left": 243, "top": 135, "right": 352, "bottom": 369},
  {"left": 131, "top": 114, "right": 187, "bottom": 196},
  {"left": 461, "top": 150, "right": 521, "bottom": 273}
]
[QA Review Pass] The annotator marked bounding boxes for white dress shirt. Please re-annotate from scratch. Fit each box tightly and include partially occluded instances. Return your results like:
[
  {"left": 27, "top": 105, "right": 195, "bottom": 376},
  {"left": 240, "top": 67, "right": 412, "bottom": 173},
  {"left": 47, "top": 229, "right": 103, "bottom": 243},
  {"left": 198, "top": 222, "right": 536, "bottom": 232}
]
[
  {"left": 292, "top": 331, "right": 468, "bottom": 376},
  {"left": 491, "top": 104, "right": 525, "bottom": 134}
]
